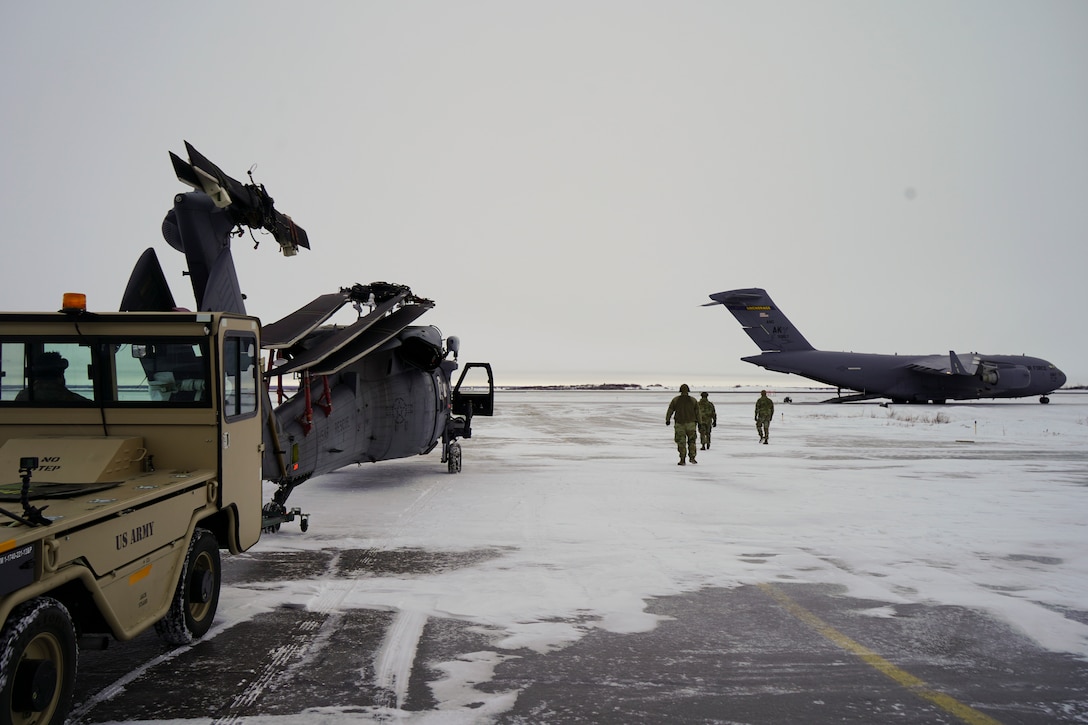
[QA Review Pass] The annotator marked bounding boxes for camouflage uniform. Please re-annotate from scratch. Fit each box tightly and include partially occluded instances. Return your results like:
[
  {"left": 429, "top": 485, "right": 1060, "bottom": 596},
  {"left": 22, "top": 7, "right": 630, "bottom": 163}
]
[
  {"left": 697, "top": 392, "right": 717, "bottom": 450},
  {"left": 754, "top": 390, "right": 774, "bottom": 444},
  {"left": 666, "top": 384, "right": 700, "bottom": 465}
]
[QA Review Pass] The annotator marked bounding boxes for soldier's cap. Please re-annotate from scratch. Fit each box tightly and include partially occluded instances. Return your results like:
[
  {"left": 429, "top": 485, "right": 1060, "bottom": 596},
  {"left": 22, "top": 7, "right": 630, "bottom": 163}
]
[
  {"left": 679, "top": 383, "right": 690, "bottom": 393},
  {"left": 700, "top": 392, "right": 708, "bottom": 397}
]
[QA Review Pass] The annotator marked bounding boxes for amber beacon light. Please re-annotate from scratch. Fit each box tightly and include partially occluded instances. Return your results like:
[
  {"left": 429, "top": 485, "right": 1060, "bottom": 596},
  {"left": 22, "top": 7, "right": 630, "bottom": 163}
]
[{"left": 61, "top": 292, "right": 88, "bottom": 313}]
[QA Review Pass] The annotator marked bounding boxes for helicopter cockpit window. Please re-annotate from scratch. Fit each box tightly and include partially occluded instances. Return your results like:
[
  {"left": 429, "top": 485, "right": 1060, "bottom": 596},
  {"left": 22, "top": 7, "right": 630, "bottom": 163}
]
[{"left": 1, "top": 342, "right": 94, "bottom": 403}]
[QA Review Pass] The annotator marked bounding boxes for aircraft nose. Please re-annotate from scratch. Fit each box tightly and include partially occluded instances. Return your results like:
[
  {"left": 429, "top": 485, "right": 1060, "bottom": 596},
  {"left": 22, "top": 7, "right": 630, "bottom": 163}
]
[{"left": 1054, "top": 367, "right": 1067, "bottom": 389}]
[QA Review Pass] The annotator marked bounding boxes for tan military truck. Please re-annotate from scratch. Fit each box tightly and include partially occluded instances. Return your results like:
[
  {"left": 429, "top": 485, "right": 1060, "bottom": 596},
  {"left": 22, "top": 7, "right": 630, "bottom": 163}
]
[{"left": 0, "top": 294, "right": 265, "bottom": 725}]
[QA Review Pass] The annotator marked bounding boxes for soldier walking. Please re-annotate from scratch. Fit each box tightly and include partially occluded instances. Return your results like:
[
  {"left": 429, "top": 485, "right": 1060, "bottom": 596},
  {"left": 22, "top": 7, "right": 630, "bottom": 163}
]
[
  {"left": 666, "top": 384, "right": 700, "bottom": 465},
  {"left": 697, "top": 392, "right": 717, "bottom": 450},
  {"left": 755, "top": 389, "right": 774, "bottom": 444}
]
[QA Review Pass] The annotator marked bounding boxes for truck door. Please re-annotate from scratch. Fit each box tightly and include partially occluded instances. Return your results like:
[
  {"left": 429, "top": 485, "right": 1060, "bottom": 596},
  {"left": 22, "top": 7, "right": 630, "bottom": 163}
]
[{"left": 219, "top": 320, "right": 263, "bottom": 550}]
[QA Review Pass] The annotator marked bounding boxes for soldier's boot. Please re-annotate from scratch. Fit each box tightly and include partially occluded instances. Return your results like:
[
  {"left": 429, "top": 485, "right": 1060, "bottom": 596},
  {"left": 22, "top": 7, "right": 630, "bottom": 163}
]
[{"left": 678, "top": 458, "right": 686, "bottom": 466}]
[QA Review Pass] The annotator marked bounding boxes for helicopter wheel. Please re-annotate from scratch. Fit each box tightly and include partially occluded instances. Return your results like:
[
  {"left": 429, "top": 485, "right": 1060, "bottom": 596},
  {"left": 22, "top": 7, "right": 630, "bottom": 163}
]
[
  {"left": 262, "top": 502, "right": 285, "bottom": 534},
  {"left": 447, "top": 441, "right": 462, "bottom": 474}
]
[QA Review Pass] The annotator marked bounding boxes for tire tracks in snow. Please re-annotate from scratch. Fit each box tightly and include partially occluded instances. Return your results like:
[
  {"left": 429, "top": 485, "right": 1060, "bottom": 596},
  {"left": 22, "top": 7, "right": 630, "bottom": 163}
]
[
  {"left": 209, "top": 551, "right": 351, "bottom": 724},
  {"left": 213, "top": 478, "right": 446, "bottom": 718},
  {"left": 214, "top": 481, "right": 446, "bottom": 721},
  {"left": 369, "top": 481, "right": 443, "bottom": 710},
  {"left": 373, "top": 608, "right": 429, "bottom": 710}
]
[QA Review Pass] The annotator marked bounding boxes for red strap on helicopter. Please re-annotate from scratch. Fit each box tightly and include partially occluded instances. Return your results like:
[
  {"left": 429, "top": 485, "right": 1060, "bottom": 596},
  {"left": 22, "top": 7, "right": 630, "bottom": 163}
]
[
  {"left": 315, "top": 375, "right": 333, "bottom": 417},
  {"left": 266, "top": 350, "right": 286, "bottom": 405},
  {"left": 297, "top": 371, "right": 314, "bottom": 435},
  {"left": 294, "top": 373, "right": 333, "bottom": 435}
]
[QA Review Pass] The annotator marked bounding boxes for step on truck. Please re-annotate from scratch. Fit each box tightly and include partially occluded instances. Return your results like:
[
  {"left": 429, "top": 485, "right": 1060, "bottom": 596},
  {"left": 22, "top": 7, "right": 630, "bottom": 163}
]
[{"left": 0, "top": 294, "right": 265, "bottom": 724}]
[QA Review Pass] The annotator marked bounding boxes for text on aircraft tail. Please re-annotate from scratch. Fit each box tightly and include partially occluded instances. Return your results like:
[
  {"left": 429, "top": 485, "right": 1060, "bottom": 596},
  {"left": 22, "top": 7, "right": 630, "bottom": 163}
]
[{"left": 705, "top": 288, "right": 815, "bottom": 353}]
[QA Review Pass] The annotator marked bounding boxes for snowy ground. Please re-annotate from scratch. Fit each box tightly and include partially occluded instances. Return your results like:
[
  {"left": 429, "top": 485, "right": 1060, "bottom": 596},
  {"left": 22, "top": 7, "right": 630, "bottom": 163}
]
[{"left": 78, "top": 389, "right": 1088, "bottom": 724}]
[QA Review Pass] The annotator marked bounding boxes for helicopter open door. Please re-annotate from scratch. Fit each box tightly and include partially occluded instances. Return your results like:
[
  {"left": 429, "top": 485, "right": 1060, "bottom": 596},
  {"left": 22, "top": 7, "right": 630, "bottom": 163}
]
[{"left": 453, "top": 362, "right": 494, "bottom": 417}]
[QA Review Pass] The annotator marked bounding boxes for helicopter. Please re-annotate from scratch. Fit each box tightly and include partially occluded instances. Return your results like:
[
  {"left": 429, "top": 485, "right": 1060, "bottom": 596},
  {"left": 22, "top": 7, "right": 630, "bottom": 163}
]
[{"left": 120, "top": 141, "right": 494, "bottom": 530}]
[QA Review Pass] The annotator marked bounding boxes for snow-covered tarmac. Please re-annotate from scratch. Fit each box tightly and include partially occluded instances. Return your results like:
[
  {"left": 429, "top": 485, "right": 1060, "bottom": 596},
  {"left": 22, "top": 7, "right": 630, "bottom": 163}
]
[{"left": 70, "top": 389, "right": 1088, "bottom": 724}]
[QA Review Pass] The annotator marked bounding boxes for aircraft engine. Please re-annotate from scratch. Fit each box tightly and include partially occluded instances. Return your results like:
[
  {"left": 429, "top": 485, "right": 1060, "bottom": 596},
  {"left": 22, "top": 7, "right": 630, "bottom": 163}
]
[{"left": 979, "top": 364, "right": 1031, "bottom": 389}]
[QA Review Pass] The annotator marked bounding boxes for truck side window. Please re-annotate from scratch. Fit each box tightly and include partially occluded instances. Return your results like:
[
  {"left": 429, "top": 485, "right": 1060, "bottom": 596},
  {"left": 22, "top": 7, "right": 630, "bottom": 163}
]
[
  {"left": 0, "top": 342, "right": 22, "bottom": 402},
  {"left": 2, "top": 342, "right": 94, "bottom": 404},
  {"left": 224, "top": 334, "right": 258, "bottom": 419},
  {"left": 115, "top": 341, "right": 210, "bottom": 403}
]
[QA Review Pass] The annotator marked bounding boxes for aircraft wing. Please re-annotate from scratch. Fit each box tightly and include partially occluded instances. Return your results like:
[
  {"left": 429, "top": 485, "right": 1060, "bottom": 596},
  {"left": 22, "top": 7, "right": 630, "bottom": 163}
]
[{"left": 906, "top": 351, "right": 980, "bottom": 376}]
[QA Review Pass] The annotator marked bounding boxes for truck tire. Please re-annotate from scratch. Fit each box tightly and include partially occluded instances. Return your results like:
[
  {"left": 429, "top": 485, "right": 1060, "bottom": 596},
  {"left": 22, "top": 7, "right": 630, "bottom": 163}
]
[
  {"left": 155, "top": 528, "right": 221, "bottom": 646},
  {"left": 0, "top": 597, "right": 77, "bottom": 725}
]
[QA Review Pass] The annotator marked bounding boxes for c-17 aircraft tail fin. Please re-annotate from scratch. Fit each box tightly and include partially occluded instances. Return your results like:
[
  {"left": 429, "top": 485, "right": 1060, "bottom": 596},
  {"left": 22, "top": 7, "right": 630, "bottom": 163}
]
[{"left": 704, "top": 288, "right": 815, "bottom": 353}]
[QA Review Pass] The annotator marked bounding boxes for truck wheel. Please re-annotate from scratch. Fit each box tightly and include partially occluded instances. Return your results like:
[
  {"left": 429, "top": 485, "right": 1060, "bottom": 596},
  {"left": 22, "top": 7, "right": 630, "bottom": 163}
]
[
  {"left": 0, "top": 597, "right": 77, "bottom": 725},
  {"left": 155, "top": 528, "right": 221, "bottom": 646}
]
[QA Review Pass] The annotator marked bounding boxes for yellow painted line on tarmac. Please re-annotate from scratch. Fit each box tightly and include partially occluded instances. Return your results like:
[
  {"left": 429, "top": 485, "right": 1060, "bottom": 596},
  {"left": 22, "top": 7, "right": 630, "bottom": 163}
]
[{"left": 758, "top": 583, "right": 1003, "bottom": 725}]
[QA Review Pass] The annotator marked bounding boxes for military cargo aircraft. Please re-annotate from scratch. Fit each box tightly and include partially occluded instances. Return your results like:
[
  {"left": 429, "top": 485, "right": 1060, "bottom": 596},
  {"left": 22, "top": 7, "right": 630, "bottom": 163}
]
[
  {"left": 706, "top": 288, "right": 1065, "bottom": 404},
  {"left": 121, "top": 142, "right": 494, "bottom": 529}
]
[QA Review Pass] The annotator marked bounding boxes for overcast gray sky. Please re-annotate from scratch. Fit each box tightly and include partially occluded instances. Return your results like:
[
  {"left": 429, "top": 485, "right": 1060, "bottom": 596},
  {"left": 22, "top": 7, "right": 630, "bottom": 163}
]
[{"left": 3, "top": 1, "right": 1086, "bottom": 387}]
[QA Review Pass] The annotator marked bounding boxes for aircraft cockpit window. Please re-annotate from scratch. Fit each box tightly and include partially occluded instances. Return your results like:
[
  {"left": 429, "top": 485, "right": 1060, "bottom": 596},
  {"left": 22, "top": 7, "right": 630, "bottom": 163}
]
[{"left": 0, "top": 342, "right": 94, "bottom": 404}]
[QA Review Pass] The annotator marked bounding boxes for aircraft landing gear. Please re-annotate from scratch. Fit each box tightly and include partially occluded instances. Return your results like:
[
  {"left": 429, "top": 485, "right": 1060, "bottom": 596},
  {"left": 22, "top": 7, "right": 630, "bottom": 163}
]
[
  {"left": 261, "top": 501, "right": 309, "bottom": 533},
  {"left": 1040, "top": 395, "right": 1051, "bottom": 404},
  {"left": 446, "top": 440, "right": 462, "bottom": 473}
]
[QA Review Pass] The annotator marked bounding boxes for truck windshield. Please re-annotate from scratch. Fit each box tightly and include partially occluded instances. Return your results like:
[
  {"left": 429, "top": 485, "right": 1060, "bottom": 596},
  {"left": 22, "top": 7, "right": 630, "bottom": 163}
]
[{"left": 0, "top": 338, "right": 211, "bottom": 406}]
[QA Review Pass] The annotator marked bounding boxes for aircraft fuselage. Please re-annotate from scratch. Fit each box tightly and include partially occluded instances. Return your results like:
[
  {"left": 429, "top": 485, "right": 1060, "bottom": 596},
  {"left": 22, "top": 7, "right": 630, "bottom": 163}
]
[
  {"left": 264, "top": 333, "right": 450, "bottom": 482},
  {"left": 744, "top": 350, "right": 1066, "bottom": 403},
  {"left": 707, "top": 287, "right": 1066, "bottom": 403}
]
